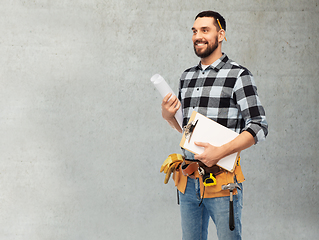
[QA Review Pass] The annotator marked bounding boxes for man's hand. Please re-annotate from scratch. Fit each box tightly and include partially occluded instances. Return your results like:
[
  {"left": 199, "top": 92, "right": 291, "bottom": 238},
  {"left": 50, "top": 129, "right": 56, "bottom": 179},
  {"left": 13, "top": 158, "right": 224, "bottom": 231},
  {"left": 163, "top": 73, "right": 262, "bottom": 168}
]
[
  {"left": 194, "top": 131, "right": 255, "bottom": 167},
  {"left": 161, "top": 93, "right": 182, "bottom": 133},
  {"left": 194, "top": 142, "right": 223, "bottom": 167},
  {"left": 161, "top": 93, "right": 181, "bottom": 120}
]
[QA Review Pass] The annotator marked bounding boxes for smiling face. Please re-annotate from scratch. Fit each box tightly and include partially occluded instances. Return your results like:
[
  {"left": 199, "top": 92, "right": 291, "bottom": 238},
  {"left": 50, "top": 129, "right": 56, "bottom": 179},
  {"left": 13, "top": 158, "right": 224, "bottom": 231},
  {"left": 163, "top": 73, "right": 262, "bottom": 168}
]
[{"left": 192, "top": 17, "right": 221, "bottom": 63}]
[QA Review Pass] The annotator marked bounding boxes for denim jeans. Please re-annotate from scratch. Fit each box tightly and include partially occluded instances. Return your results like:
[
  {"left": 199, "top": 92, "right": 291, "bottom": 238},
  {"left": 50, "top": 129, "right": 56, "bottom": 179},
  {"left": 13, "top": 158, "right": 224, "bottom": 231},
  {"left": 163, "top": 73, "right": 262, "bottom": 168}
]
[{"left": 179, "top": 177, "right": 243, "bottom": 240}]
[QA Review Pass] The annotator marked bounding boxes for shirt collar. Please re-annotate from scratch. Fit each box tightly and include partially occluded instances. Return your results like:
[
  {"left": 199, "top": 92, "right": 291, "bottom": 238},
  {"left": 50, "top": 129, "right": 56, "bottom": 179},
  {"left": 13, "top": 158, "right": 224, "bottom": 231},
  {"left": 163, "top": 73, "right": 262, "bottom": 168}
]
[{"left": 196, "top": 53, "right": 229, "bottom": 72}]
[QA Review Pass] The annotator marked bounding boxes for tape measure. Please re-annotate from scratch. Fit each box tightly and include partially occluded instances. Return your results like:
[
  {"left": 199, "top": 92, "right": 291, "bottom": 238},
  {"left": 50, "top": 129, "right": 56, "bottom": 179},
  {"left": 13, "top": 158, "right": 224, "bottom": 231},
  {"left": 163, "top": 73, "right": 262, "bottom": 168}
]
[{"left": 202, "top": 173, "right": 217, "bottom": 187}]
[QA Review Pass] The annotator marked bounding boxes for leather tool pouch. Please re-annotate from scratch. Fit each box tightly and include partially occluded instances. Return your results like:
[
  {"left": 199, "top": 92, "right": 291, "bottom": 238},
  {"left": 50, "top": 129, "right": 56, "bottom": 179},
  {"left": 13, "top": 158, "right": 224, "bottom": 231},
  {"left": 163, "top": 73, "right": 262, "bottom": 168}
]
[
  {"left": 181, "top": 161, "right": 224, "bottom": 178},
  {"left": 175, "top": 160, "right": 245, "bottom": 198}
]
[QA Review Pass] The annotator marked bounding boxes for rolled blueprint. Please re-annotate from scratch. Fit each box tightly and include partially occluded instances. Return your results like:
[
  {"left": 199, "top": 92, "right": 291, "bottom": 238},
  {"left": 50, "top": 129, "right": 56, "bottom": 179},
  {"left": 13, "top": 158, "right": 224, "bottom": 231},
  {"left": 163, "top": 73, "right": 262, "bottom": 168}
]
[{"left": 150, "top": 74, "right": 183, "bottom": 129}]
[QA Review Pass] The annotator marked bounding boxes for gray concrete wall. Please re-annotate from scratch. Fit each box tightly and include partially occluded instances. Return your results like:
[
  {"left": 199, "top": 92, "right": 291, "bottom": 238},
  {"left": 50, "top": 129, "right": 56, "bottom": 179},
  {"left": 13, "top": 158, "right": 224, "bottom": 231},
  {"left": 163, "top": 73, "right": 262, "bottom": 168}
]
[{"left": 0, "top": 0, "right": 318, "bottom": 239}]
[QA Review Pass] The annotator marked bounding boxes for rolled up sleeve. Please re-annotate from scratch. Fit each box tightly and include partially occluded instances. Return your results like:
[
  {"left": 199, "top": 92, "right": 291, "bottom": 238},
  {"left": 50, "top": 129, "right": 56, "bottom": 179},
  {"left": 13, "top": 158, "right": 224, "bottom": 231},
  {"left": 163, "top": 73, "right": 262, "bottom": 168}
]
[{"left": 234, "top": 70, "right": 268, "bottom": 144}]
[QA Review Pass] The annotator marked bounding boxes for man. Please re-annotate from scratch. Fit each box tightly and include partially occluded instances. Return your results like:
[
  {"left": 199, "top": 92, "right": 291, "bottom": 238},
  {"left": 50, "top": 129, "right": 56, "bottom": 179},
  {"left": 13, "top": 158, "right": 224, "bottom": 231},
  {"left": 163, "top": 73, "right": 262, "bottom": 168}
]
[{"left": 161, "top": 11, "right": 268, "bottom": 240}]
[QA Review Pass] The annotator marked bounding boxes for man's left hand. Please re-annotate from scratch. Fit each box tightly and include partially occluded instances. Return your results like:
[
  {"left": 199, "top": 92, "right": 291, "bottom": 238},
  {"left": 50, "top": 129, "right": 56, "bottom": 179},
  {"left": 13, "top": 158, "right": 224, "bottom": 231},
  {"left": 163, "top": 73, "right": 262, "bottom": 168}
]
[{"left": 194, "top": 142, "right": 223, "bottom": 167}]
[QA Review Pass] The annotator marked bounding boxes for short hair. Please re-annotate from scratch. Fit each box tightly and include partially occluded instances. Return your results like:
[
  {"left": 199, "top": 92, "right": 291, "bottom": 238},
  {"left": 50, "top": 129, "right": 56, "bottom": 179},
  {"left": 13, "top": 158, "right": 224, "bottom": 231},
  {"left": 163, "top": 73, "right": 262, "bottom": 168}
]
[{"left": 195, "top": 11, "right": 226, "bottom": 31}]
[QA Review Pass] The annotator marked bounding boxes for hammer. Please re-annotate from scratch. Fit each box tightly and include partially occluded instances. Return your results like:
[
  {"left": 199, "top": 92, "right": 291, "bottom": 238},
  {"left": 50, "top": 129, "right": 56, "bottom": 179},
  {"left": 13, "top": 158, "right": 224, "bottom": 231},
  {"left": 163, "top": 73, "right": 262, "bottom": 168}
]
[{"left": 222, "top": 182, "right": 242, "bottom": 231}]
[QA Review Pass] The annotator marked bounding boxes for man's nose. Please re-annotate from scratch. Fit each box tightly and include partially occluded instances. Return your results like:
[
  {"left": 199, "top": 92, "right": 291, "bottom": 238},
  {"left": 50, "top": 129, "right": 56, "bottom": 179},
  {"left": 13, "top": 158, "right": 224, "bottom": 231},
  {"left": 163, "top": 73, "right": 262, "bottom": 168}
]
[{"left": 194, "top": 31, "right": 204, "bottom": 41}]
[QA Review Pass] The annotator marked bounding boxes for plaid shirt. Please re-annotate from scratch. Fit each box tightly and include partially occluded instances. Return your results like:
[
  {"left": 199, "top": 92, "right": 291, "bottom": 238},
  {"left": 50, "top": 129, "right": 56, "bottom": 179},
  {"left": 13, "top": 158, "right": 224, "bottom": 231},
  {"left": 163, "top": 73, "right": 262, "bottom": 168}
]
[{"left": 178, "top": 53, "right": 268, "bottom": 145}]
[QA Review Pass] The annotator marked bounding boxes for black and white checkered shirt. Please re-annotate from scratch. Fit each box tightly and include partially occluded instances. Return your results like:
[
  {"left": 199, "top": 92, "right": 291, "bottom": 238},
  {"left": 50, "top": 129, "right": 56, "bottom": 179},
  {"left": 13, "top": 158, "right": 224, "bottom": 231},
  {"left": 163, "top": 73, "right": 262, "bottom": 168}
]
[{"left": 178, "top": 53, "right": 268, "bottom": 146}]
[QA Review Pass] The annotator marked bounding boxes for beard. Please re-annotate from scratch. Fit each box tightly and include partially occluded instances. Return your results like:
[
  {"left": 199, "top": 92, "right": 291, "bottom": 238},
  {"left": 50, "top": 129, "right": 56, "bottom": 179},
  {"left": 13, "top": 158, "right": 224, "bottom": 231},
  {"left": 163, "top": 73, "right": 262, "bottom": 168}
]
[{"left": 193, "top": 36, "right": 219, "bottom": 59}]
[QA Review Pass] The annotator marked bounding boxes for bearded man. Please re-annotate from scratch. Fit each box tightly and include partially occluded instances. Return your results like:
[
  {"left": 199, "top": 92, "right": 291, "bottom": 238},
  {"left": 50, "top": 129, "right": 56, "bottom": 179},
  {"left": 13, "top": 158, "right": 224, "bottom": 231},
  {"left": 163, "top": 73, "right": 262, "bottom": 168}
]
[{"left": 161, "top": 11, "right": 268, "bottom": 240}]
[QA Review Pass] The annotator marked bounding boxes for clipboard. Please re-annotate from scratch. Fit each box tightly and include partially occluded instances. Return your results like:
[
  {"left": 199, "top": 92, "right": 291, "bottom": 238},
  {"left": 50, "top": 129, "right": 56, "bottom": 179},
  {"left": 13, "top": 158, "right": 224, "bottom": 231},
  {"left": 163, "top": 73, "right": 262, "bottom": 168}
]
[{"left": 180, "top": 111, "right": 239, "bottom": 172}]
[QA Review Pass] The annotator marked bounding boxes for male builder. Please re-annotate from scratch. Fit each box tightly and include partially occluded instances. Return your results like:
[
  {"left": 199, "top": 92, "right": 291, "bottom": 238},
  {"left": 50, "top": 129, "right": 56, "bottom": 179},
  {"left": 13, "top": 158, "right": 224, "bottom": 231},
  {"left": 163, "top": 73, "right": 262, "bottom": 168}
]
[{"left": 161, "top": 11, "right": 268, "bottom": 240}]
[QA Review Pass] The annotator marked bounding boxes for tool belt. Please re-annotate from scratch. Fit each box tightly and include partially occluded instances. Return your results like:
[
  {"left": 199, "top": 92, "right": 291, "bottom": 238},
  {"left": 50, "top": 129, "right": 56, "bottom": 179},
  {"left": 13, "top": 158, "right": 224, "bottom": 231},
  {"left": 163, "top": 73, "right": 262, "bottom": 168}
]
[
  {"left": 181, "top": 160, "right": 225, "bottom": 187},
  {"left": 181, "top": 160, "right": 224, "bottom": 178},
  {"left": 172, "top": 156, "right": 245, "bottom": 199}
]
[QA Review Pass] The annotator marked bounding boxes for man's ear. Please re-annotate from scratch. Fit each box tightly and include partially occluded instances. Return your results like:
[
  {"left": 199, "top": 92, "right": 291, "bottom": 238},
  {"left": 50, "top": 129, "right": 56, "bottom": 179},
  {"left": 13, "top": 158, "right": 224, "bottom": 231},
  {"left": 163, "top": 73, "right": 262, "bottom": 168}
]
[{"left": 218, "top": 29, "right": 226, "bottom": 42}]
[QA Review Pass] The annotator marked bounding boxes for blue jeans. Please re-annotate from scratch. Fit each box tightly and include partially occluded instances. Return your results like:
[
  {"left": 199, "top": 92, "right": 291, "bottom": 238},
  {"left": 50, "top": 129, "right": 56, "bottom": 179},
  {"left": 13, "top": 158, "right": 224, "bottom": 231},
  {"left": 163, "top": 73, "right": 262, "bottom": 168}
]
[{"left": 179, "top": 177, "right": 243, "bottom": 240}]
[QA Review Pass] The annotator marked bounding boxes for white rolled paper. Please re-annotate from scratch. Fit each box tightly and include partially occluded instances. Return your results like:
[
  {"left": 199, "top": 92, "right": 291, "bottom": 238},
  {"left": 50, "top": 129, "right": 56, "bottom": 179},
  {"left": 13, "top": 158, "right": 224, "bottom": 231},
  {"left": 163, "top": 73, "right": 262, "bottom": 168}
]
[{"left": 151, "top": 74, "right": 183, "bottom": 129}]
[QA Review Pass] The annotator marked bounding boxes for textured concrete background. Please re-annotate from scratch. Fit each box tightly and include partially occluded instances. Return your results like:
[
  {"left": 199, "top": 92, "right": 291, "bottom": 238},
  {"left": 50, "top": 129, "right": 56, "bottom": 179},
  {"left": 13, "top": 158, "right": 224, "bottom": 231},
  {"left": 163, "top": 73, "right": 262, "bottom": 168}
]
[{"left": 0, "top": 0, "right": 318, "bottom": 239}]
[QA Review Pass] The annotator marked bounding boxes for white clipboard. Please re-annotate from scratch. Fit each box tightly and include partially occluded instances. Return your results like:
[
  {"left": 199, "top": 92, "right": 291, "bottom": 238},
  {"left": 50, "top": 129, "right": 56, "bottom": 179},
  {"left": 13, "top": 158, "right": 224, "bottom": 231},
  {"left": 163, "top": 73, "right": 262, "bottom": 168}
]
[{"left": 180, "top": 111, "right": 240, "bottom": 172}]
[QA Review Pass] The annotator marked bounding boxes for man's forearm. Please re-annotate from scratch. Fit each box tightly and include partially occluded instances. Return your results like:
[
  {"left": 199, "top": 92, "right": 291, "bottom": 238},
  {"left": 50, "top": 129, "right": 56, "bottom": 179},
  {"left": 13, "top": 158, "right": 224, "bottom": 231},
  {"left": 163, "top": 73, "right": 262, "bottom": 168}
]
[
  {"left": 166, "top": 117, "right": 183, "bottom": 133},
  {"left": 220, "top": 131, "right": 255, "bottom": 158},
  {"left": 194, "top": 130, "right": 255, "bottom": 167}
]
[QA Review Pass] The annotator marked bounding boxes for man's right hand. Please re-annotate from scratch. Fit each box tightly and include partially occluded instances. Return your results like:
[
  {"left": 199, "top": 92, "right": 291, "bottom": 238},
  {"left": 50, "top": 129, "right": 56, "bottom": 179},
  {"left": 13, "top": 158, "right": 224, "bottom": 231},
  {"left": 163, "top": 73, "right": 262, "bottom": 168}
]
[
  {"left": 161, "top": 93, "right": 182, "bottom": 133},
  {"left": 161, "top": 93, "right": 181, "bottom": 120}
]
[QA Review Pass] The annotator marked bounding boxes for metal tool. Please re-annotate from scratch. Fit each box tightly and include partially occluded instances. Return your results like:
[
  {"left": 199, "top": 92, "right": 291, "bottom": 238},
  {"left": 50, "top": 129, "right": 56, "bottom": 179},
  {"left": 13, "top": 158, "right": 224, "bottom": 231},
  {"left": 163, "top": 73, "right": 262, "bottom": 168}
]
[
  {"left": 221, "top": 182, "right": 242, "bottom": 231},
  {"left": 183, "top": 119, "right": 198, "bottom": 143}
]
